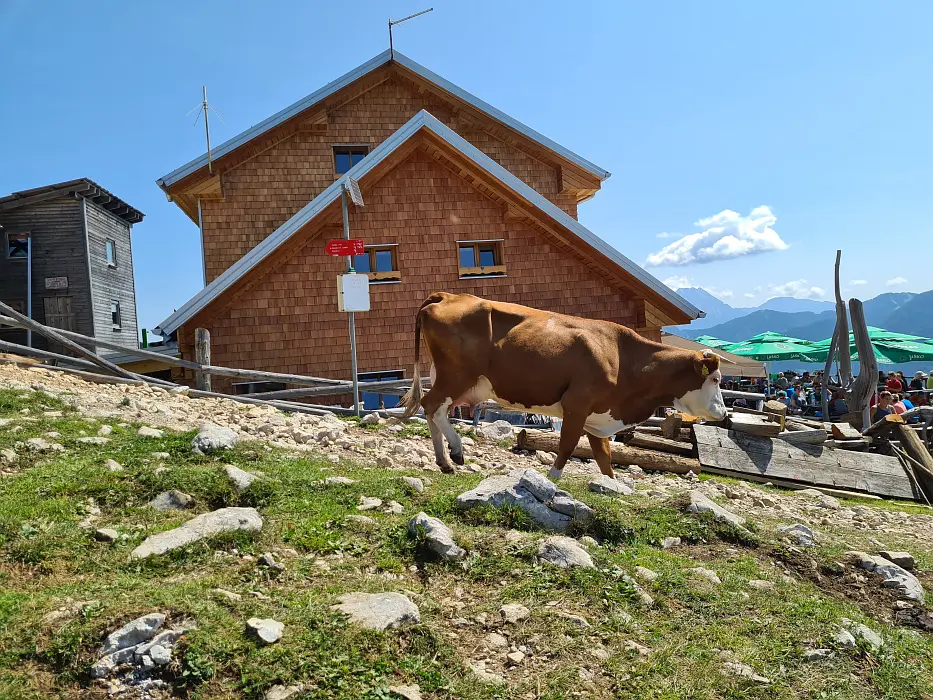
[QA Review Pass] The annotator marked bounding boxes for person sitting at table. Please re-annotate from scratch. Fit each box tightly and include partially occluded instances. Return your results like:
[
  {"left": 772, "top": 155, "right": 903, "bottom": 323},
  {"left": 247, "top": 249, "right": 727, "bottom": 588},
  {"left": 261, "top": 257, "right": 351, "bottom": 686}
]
[
  {"left": 886, "top": 372, "right": 903, "bottom": 392},
  {"left": 776, "top": 373, "right": 789, "bottom": 390},
  {"left": 910, "top": 372, "right": 927, "bottom": 390},
  {"left": 793, "top": 388, "right": 808, "bottom": 414},
  {"left": 927, "top": 371, "right": 933, "bottom": 390},
  {"left": 892, "top": 393, "right": 908, "bottom": 415},
  {"left": 829, "top": 389, "right": 848, "bottom": 418},
  {"left": 901, "top": 392, "right": 915, "bottom": 412},
  {"left": 872, "top": 391, "right": 895, "bottom": 421}
]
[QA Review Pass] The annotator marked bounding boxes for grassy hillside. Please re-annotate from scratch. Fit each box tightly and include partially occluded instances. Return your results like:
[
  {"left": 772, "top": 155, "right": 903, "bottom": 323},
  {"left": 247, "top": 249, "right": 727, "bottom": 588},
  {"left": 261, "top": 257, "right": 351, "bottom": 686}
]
[{"left": 0, "top": 384, "right": 931, "bottom": 699}]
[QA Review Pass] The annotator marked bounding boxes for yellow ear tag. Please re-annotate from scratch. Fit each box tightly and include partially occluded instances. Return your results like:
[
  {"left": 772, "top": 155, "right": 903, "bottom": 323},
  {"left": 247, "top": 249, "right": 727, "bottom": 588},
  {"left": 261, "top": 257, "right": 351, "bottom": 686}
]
[{"left": 702, "top": 365, "right": 709, "bottom": 377}]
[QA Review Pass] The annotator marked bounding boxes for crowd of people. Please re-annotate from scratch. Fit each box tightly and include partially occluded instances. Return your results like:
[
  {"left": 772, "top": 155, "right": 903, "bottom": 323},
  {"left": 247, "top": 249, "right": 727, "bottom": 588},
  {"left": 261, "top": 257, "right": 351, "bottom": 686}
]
[{"left": 721, "top": 368, "right": 932, "bottom": 422}]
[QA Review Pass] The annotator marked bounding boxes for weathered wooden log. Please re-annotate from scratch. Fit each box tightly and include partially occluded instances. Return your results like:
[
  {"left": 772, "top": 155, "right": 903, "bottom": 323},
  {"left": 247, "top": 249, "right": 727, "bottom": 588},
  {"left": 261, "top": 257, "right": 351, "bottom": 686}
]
[
  {"left": 763, "top": 400, "right": 787, "bottom": 430},
  {"left": 728, "top": 412, "right": 782, "bottom": 438},
  {"left": 826, "top": 439, "right": 869, "bottom": 452},
  {"left": 625, "top": 431, "right": 695, "bottom": 456},
  {"left": 831, "top": 423, "right": 863, "bottom": 440},
  {"left": 777, "top": 429, "right": 827, "bottom": 445},
  {"left": 0, "top": 300, "right": 136, "bottom": 380},
  {"left": 636, "top": 425, "right": 694, "bottom": 442},
  {"left": 862, "top": 412, "right": 904, "bottom": 438},
  {"left": 660, "top": 413, "right": 683, "bottom": 440},
  {"left": 194, "top": 328, "right": 211, "bottom": 392},
  {"left": 849, "top": 298, "right": 878, "bottom": 428},
  {"left": 731, "top": 405, "right": 768, "bottom": 417},
  {"left": 517, "top": 430, "right": 701, "bottom": 474},
  {"left": 895, "top": 424, "right": 933, "bottom": 501}
]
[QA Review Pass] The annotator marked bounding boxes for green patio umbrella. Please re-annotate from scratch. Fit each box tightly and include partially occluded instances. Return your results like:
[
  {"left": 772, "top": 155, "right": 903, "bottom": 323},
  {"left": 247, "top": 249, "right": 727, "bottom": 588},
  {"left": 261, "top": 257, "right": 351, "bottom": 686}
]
[
  {"left": 723, "top": 331, "right": 817, "bottom": 362},
  {"left": 808, "top": 327, "right": 933, "bottom": 364},
  {"left": 694, "top": 335, "right": 732, "bottom": 349}
]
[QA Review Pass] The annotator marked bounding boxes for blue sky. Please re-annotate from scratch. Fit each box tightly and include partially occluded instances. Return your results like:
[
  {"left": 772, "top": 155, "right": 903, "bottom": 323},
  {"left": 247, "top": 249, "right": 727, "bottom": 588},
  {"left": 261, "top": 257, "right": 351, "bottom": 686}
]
[{"left": 2, "top": 1, "right": 930, "bottom": 333}]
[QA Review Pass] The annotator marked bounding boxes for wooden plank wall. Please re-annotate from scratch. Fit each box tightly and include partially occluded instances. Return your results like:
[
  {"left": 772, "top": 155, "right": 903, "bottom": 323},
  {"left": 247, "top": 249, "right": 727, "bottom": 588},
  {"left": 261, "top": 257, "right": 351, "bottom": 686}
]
[{"left": 694, "top": 424, "right": 917, "bottom": 501}]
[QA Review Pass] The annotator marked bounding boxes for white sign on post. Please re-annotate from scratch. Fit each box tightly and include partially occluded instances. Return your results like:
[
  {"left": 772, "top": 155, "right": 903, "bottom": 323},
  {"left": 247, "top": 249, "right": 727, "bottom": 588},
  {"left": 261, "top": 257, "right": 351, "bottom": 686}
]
[{"left": 337, "top": 273, "right": 370, "bottom": 312}]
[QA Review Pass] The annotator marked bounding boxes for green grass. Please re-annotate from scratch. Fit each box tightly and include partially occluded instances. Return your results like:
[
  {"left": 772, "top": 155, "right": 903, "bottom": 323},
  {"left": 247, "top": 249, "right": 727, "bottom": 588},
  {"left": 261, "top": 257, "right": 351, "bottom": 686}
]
[{"left": 0, "top": 386, "right": 930, "bottom": 699}]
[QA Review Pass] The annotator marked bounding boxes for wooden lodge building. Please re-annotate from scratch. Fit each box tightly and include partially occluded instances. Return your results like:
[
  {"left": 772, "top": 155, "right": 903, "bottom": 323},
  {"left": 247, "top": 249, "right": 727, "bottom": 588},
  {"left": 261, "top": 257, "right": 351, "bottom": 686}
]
[
  {"left": 0, "top": 179, "right": 144, "bottom": 353},
  {"left": 155, "top": 50, "right": 702, "bottom": 405}
]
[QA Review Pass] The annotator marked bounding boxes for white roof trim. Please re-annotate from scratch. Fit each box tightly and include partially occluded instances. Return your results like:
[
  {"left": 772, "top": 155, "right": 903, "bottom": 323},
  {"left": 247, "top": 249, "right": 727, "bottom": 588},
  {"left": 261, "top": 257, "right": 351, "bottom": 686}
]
[
  {"left": 155, "top": 111, "right": 697, "bottom": 336},
  {"left": 156, "top": 50, "right": 609, "bottom": 190}
]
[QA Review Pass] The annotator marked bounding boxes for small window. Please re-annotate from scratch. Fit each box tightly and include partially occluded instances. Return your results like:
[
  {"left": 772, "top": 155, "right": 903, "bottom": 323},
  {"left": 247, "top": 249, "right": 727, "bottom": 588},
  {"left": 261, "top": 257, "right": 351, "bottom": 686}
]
[
  {"left": 359, "top": 370, "right": 404, "bottom": 410},
  {"left": 110, "top": 301, "right": 121, "bottom": 330},
  {"left": 458, "top": 240, "right": 506, "bottom": 278},
  {"left": 334, "top": 146, "right": 368, "bottom": 176},
  {"left": 105, "top": 239, "right": 117, "bottom": 266},
  {"left": 354, "top": 245, "right": 400, "bottom": 283},
  {"left": 6, "top": 233, "right": 29, "bottom": 260}
]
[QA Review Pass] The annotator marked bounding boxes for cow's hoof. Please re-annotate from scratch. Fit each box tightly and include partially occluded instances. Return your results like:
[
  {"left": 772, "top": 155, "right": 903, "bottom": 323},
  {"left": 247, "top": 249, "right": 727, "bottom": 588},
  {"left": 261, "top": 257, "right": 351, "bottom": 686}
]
[
  {"left": 439, "top": 461, "right": 456, "bottom": 474},
  {"left": 450, "top": 450, "right": 465, "bottom": 466},
  {"left": 547, "top": 467, "right": 564, "bottom": 481}
]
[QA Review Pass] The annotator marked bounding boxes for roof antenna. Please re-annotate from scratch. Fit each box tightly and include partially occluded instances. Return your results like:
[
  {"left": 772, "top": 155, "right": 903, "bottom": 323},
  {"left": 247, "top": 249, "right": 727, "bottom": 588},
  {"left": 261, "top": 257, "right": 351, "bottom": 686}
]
[
  {"left": 187, "top": 86, "right": 225, "bottom": 176},
  {"left": 389, "top": 8, "right": 433, "bottom": 59}
]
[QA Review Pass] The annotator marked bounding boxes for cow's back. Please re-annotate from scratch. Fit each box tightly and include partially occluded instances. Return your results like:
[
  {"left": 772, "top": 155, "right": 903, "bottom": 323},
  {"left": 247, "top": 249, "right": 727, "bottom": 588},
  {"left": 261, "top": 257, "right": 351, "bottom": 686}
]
[{"left": 420, "top": 293, "right": 622, "bottom": 409}]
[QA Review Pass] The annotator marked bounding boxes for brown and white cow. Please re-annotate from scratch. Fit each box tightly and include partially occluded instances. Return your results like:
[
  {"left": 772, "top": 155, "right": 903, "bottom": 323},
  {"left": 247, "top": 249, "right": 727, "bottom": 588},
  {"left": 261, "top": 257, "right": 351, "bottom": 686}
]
[{"left": 400, "top": 292, "right": 727, "bottom": 477}]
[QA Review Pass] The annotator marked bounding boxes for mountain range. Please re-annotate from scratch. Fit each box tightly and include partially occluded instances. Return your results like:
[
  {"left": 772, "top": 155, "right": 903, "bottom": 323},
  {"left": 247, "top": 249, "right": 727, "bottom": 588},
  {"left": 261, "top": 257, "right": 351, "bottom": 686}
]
[{"left": 673, "top": 288, "right": 932, "bottom": 342}]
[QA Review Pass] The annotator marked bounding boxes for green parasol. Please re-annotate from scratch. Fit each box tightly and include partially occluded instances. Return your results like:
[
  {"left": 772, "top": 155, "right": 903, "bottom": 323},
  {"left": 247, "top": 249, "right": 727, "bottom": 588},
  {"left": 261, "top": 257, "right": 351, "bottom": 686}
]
[
  {"left": 723, "top": 336, "right": 818, "bottom": 363},
  {"left": 693, "top": 335, "right": 732, "bottom": 349},
  {"left": 808, "top": 327, "right": 933, "bottom": 364}
]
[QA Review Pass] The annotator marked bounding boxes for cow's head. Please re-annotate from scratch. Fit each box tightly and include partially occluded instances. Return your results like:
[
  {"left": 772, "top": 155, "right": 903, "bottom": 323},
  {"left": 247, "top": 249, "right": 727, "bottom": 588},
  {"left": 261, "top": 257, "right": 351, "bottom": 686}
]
[{"left": 672, "top": 351, "right": 727, "bottom": 421}]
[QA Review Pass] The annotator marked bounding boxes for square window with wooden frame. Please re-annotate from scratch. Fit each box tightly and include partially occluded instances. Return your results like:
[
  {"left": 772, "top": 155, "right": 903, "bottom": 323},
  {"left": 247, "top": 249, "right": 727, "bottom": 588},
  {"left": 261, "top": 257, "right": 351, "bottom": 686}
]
[
  {"left": 110, "top": 301, "right": 121, "bottom": 330},
  {"left": 458, "top": 240, "right": 506, "bottom": 277},
  {"left": 333, "top": 146, "right": 369, "bottom": 176},
  {"left": 353, "top": 245, "right": 401, "bottom": 283},
  {"left": 105, "top": 239, "right": 117, "bottom": 267},
  {"left": 6, "top": 232, "right": 29, "bottom": 260}
]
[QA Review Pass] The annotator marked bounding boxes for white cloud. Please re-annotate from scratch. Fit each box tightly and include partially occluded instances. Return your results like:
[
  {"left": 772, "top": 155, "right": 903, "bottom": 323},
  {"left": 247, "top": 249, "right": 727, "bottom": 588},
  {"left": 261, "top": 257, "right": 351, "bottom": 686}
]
[
  {"left": 646, "top": 205, "right": 788, "bottom": 267},
  {"left": 663, "top": 275, "right": 691, "bottom": 290},
  {"left": 849, "top": 279, "right": 867, "bottom": 286},
  {"left": 744, "top": 293, "right": 755, "bottom": 299},
  {"left": 886, "top": 276, "right": 908, "bottom": 287},
  {"left": 656, "top": 232, "right": 674, "bottom": 239},
  {"left": 707, "top": 287, "right": 734, "bottom": 301},
  {"left": 767, "top": 279, "right": 826, "bottom": 299}
]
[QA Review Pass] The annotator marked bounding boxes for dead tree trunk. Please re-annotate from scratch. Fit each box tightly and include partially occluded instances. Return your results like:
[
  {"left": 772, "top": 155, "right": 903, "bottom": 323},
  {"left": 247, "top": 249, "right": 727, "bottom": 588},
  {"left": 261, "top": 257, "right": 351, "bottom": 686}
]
[
  {"left": 848, "top": 298, "right": 878, "bottom": 428},
  {"left": 195, "top": 328, "right": 211, "bottom": 392}
]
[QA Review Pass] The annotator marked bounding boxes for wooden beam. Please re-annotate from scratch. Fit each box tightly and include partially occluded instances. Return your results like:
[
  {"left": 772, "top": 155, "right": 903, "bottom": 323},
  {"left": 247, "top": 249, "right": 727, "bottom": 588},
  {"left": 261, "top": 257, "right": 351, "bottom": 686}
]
[
  {"left": 894, "top": 424, "right": 933, "bottom": 501},
  {"left": 863, "top": 412, "right": 904, "bottom": 438},
  {"left": 728, "top": 412, "right": 782, "bottom": 438},
  {"left": 517, "top": 429, "right": 701, "bottom": 474},
  {"left": 625, "top": 431, "right": 695, "bottom": 456}
]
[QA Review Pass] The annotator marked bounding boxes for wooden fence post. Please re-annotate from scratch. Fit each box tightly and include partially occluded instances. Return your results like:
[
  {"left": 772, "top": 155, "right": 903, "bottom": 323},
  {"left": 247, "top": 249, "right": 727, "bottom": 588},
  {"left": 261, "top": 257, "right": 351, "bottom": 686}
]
[{"left": 195, "top": 328, "right": 211, "bottom": 392}]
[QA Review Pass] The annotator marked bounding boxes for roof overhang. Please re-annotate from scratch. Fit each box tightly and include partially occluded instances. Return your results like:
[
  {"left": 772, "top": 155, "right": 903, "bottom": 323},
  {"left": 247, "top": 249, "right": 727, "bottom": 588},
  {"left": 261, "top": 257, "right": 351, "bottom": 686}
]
[
  {"left": 0, "top": 178, "right": 144, "bottom": 224},
  {"left": 155, "top": 110, "right": 699, "bottom": 337},
  {"left": 155, "top": 50, "right": 610, "bottom": 194}
]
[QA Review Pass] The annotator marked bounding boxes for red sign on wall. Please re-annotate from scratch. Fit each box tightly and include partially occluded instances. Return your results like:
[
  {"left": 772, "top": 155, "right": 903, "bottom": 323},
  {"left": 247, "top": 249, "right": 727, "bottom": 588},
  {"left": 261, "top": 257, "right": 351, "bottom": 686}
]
[{"left": 325, "top": 239, "right": 365, "bottom": 257}]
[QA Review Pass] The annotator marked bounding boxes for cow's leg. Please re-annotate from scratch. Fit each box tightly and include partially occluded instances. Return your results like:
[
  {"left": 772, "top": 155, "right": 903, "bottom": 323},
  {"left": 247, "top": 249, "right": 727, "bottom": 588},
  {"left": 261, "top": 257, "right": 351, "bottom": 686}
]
[
  {"left": 422, "top": 385, "right": 469, "bottom": 472},
  {"left": 547, "top": 411, "right": 587, "bottom": 481},
  {"left": 586, "top": 432, "right": 615, "bottom": 478}
]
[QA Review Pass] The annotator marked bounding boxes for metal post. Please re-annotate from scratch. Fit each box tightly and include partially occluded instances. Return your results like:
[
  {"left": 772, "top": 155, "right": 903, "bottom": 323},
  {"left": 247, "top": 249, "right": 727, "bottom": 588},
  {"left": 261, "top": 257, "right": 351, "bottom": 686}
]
[
  {"left": 26, "top": 235, "right": 32, "bottom": 348},
  {"left": 141, "top": 328, "right": 149, "bottom": 349},
  {"left": 342, "top": 190, "right": 360, "bottom": 417},
  {"left": 203, "top": 86, "right": 213, "bottom": 176}
]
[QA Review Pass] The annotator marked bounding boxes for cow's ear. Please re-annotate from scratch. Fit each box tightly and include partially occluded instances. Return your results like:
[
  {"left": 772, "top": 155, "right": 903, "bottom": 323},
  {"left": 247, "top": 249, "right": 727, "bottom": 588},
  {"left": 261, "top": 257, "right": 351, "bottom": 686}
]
[{"left": 695, "top": 351, "right": 720, "bottom": 378}]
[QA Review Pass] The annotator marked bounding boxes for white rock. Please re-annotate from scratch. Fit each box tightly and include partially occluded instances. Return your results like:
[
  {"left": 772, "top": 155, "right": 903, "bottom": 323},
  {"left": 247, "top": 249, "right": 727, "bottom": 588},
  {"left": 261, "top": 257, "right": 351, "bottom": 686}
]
[
  {"left": 77, "top": 436, "right": 110, "bottom": 445},
  {"left": 589, "top": 475, "right": 633, "bottom": 497},
  {"left": 225, "top": 464, "right": 259, "bottom": 492},
  {"left": 635, "top": 566, "right": 659, "bottom": 582},
  {"left": 834, "top": 628, "right": 857, "bottom": 649},
  {"left": 846, "top": 550, "right": 925, "bottom": 603},
  {"left": 537, "top": 536, "right": 595, "bottom": 569},
  {"left": 247, "top": 617, "right": 284, "bottom": 644},
  {"left": 131, "top": 507, "right": 263, "bottom": 559},
  {"left": 878, "top": 550, "right": 915, "bottom": 571},
  {"left": 535, "top": 450, "right": 555, "bottom": 466},
  {"left": 98, "top": 425, "right": 113, "bottom": 436},
  {"left": 486, "top": 632, "right": 509, "bottom": 649},
  {"left": 409, "top": 512, "right": 465, "bottom": 561},
  {"left": 321, "top": 476, "right": 357, "bottom": 486},
  {"left": 468, "top": 660, "right": 504, "bottom": 684},
  {"left": 803, "top": 648, "right": 834, "bottom": 662},
  {"left": 506, "top": 650, "right": 525, "bottom": 664},
  {"left": 401, "top": 476, "right": 424, "bottom": 493},
  {"left": 148, "top": 489, "right": 193, "bottom": 511},
  {"left": 779, "top": 523, "right": 816, "bottom": 547},
  {"left": 90, "top": 644, "right": 141, "bottom": 678},
  {"left": 25, "top": 437, "right": 64, "bottom": 453},
  {"left": 722, "top": 661, "right": 770, "bottom": 684},
  {"left": 388, "top": 684, "right": 422, "bottom": 700},
  {"left": 358, "top": 496, "right": 383, "bottom": 511},
  {"left": 94, "top": 528, "right": 119, "bottom": 543},
  {"left": 499, "top": 603, "right": 530, "bottom": 623},
  {"left": 137, "top": 426, "right": 164, "bottom": 438},
  {"left": 103, "top": 459, "right": 123, "bottom": 473},
  {"left": 345, "top": 515, "right": 377, "bottom": 527},
  {"left": 687, "top": 490, "right": 747, "bottom": 529},
  {"left": 661, "top": 536, "right": 681, "bottom": 549},
  {"left": 477, "top": 420, "right": 513, "bottom": 441},
  {"left": 690, "top": 567, "right": 722, "bottom": 584},
  {"left": 0, "top": 448, "right": 16, "bottom": 464},
  {"left": 148, "top": 644, "right": 172, "bottom": 665},
  {"left": 360, "top": 413, "right": 381, "bottom": 426},
  {"left": 265, "top": 685, "right": 305, "bottom": 700},
  {"left": 99, "top": 613, "right": 165, "bottom": 656},
  {"left": 331, "top": 592, "right": 420, "bottom": 630},
  {"left": 748, "top": 579, "right": 775, "bottom": 591}
]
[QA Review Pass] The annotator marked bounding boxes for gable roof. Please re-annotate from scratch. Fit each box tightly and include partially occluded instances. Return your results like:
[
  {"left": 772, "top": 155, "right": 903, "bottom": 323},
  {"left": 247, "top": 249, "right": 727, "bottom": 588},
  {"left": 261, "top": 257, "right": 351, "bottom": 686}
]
[
  {"left": 156, "top": 50, "right": 610, "bottom": 192},
  {"left": 0, "top": 178, "right": 144, "bottom": 224},
  {"left": 155, "top": 110, "right": 699, "bottom": 336}
]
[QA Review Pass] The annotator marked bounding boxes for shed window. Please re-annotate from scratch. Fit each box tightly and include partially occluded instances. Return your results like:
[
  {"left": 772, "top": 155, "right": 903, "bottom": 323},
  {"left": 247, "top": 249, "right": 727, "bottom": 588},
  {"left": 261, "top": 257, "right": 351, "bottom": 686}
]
[
  {"left": 110, "top": 301, "right": 121, "bottom": 330},
  {"left": 105, "top": 239, "right": 117, "bottom": 266},
  {"left": 6, "top": 233, "right": 29, "bottom": 260},
  {"left": 359, "top": 370, "right": 404, "bottom": 410},
  {"left": 353, "top": 245, "right": 400, "bottom": 283},
  {"left": 458, "top": 240, "right": 506, "bottom": 277},
  {"left": 334, "top": 146, "right": 368, "bottom": 176}
]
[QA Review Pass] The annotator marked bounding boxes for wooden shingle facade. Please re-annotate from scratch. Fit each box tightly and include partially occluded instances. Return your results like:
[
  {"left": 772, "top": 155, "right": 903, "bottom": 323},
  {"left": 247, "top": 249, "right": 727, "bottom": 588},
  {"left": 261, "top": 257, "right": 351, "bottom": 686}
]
[
  {"left": 156, "top": 52, "right": 701, "bottom": 395},
  {"left": 0, "top": 179, "right": 144, "bottom": 352}
]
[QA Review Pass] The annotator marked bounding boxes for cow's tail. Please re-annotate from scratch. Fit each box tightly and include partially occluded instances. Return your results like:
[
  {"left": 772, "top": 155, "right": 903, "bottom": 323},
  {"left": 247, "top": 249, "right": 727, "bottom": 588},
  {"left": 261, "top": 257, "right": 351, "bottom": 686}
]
[{"left": 399, "top": 294, "right": 444, "bottom": 418}]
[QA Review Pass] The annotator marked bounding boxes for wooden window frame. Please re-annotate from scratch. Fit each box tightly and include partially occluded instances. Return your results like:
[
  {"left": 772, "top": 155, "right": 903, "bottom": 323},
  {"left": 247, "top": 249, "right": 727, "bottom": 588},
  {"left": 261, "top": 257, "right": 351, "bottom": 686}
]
[
  {"left": 354, "top": 244, "right": 401, "bottom": 284},
  {"left": 105, "top": 238, "right": 117, "bottom": 267},
  {"left": 110, "top": 300, "right": 122, "bottom": 331},
  {"left": 5, "top": 231, "right": 29, "bottom": 261},
  {"left": 333, "top": 145, "right": 369, "bottom": 177},
  {"left": 458, "top": 239, "right": 506, "bottom": 278}
]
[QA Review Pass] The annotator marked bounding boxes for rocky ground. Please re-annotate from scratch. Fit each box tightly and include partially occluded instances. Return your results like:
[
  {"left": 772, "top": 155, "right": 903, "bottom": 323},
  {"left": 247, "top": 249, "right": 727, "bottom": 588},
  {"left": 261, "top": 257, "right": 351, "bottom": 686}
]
[{"left": 0, "top": 361, "right": 931, "bottom": 699}]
